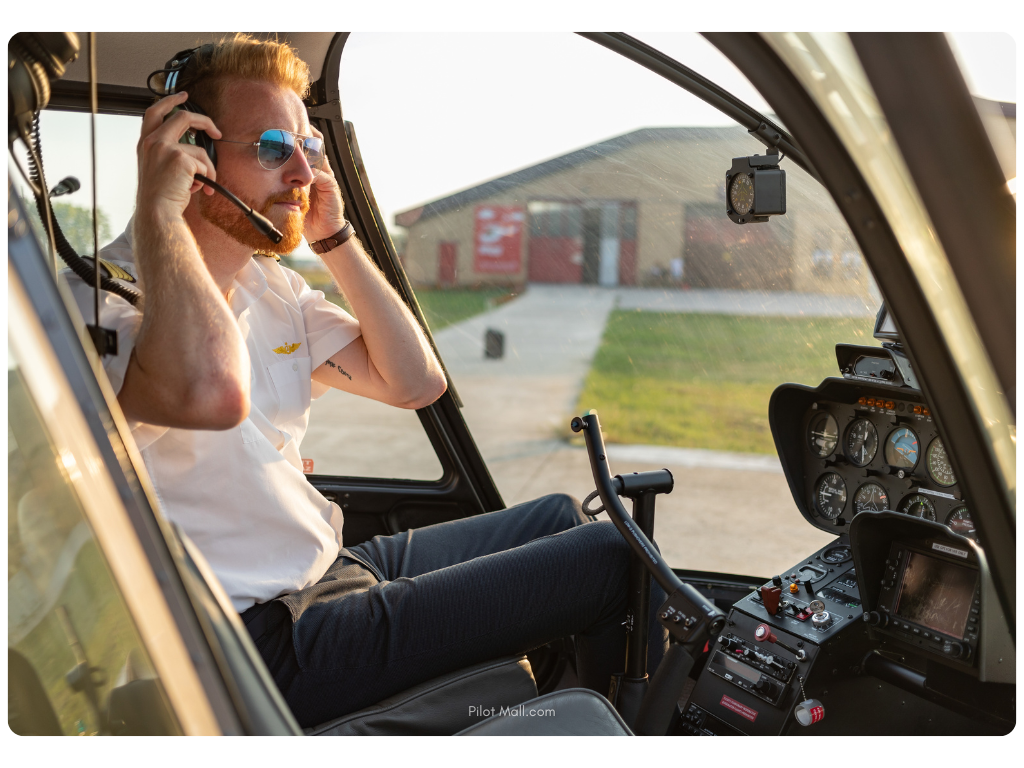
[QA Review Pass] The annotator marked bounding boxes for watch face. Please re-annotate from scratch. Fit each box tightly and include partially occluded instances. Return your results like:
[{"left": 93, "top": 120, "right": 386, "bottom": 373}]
[{"left": 729, "top": 173, "right": 754, "bottom": 215}]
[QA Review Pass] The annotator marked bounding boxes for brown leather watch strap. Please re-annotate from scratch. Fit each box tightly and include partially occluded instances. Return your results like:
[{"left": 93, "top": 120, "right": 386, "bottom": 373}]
[{"left": 310, "top": 222, "right": 355, "bottom": 255}]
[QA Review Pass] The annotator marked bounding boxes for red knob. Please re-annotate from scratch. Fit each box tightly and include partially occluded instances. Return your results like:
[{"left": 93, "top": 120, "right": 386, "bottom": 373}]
[{"left": 754, "top": 623, "right": 777, "bottom": 643}]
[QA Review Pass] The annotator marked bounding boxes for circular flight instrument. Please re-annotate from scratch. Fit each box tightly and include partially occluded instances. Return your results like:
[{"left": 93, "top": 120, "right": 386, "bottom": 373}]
[
  {"left": 814, "top": 472, "right": 847, "bottom": 519},
  {"left": 808, "top": 412, "right": 839, "bottom": 457},
  {"left": 821, "top": 545, "right": 852, "bottom": 564},
  {"left": 945, "top": 506, "right": 976, "bottom": 540},
  {"left": 885, "top": 426, "right": 920, "bottom": 469},
  {"left": 853, "top": 482, "right": 889, "bottom": 514},
  {"left": 926, "top": 438, "right": 956, "bottom": 487},
  {"left": 900, "top": 493, "right": 936, "bottom": 521},
  {"left": 729, "top": 173, "right": 754, "bottom": 215},
  {"left": 845, "top": 418, "right": 878, "bottom": 466}
]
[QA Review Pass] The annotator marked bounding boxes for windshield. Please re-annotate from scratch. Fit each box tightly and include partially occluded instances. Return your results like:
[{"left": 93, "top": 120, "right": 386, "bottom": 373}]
[
  {"left": 946, "top": 32, "right": 1016, "bottom": 195},
  {"left": 305, "top": 32, "right": 883, "bottom": 576}
]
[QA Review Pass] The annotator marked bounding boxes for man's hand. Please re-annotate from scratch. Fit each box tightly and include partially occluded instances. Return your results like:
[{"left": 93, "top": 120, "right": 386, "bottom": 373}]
[
  {"left": 136, "top": 92, "right": 222, "bottom": 221},
  {"left": 303, "top": 126, "right": 347, "bottom": 242},
  {"left": 119, "top": 91, "right": 251, "bottom": 431}
]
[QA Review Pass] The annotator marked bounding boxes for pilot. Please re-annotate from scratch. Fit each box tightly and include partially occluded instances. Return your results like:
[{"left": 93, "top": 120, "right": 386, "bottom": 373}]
[{"left": 68, "top": 34, "right": 667, "bottom": 727}]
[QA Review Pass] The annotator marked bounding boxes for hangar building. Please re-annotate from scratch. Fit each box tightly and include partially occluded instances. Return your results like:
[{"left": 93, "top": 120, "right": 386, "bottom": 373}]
[{"left": 394, "top": 125, "right": 873, "bottom": 297}]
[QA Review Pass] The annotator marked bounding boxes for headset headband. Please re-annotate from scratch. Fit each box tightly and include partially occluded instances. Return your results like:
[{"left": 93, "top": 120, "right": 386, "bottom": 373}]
[{"left": 146, "top": 44, "right": 214, "bottom": 96}]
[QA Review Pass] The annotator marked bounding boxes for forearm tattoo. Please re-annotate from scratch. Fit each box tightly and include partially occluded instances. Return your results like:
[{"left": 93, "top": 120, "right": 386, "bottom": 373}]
[{"left": 324, "top": 359, "right": 352, "bottom": 380}]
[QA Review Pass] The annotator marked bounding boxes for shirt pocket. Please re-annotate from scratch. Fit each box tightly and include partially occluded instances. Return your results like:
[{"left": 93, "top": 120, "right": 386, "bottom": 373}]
[{"left": 267, "top": 356, "right": 312, "bottom": 424}]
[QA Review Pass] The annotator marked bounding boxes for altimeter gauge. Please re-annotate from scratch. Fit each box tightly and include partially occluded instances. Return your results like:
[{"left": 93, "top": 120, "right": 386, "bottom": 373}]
[
  {"left": 815, "top": 473, "right": 847, "bottom": 519},
  {"left": 926, "top": 438, "right": 956, "bottom": 487}
]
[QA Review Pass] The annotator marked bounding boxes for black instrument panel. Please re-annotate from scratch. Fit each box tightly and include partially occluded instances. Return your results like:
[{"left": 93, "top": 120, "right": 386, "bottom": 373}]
[{"left": 769, "top": 379, "right": 974, "bottom": 541}]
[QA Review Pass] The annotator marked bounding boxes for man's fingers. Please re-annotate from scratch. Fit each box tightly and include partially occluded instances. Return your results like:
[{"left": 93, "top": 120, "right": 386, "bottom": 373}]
[
  {"left": 176, "top": 143, "right": 216, "bottom": 182},
  {"left": 158, "top": 108, "right": 223, "bottom": 142},
  {"left": 140, "top": 91, "right": 190, "bottom": 136},
  {"left": 306, "top": 125, "right": 336, "bottom": 177},
  {"left": 141, "top": 94, "right": 223, "bottom": 145}
]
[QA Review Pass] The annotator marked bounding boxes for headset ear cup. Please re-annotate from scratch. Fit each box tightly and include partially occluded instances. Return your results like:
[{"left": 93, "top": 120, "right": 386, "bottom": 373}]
[
  {"left": 194, "top": 130, "right": 217, "bottom": 168},
  {"left": 181, "top": 99, "right": 216, "bottom": 168}
]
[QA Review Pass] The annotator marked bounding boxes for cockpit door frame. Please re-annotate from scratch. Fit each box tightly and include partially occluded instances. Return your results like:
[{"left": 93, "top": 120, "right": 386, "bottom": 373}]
[{"left": 303, "top": 33, "right": 506, "bottom": 539}]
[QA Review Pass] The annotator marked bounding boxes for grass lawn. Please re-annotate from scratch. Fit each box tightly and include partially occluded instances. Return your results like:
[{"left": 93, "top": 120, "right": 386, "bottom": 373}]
[
  {"left": 577, "top": 311, "right": 877, "bottom": 454},
  {"left": 414, "top": 289, "right": 516, "bottom": 332},
  {"left": 320, "top": 286, "right": 516, "bottom": 333},
  {"left": 285, "top": 255, "right": 514, "bottom": 333}
]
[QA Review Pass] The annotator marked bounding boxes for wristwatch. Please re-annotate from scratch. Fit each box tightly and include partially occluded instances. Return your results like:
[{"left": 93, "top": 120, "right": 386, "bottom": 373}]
[{"left": 310, "top": 222, "right": 355, "bottom": 255}]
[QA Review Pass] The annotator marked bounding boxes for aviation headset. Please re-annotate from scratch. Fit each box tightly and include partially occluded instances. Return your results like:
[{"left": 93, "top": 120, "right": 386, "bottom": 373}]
[
  {"left": 146, "top": 45, "right": 284, "bottom": 245},
  {"left": 147, "top": 45, "right": 219, "bottom": 166}
]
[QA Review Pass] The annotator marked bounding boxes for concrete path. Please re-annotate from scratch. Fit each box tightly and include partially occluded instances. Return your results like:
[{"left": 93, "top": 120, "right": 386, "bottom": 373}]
[
  {"left": 305, "top": 285, "right": 853, "bottom": 575},
  {"left": 613, "top": 287, "right": 877, "bottom": 317}
]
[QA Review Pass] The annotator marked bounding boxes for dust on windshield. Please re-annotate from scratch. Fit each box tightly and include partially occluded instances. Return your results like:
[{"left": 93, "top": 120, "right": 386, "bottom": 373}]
[{"left": 312, "top": 33, "right": 882, "bottom": 575}]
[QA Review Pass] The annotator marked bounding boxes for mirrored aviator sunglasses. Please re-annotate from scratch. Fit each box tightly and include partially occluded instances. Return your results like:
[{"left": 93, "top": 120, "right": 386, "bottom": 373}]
[
  {"left": 218, "top": 129, "right": 325, "bottom": 173},
  {"left": 258, "top": 129, "right": 324, "bottom": 172}
]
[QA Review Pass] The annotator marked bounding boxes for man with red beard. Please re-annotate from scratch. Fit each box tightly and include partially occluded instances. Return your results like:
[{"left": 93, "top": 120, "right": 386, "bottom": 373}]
[{"left": 69, "top": 35, "right": 667, "bottom": 729}]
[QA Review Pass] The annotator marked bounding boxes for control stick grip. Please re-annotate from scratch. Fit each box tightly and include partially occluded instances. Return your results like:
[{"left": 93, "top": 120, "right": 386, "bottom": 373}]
[
  {"left": 572, "top": 411, "right": 725, "bottom": 633},
  {"left": 572, "top": 412, "right": 679, "bottom": 595}
]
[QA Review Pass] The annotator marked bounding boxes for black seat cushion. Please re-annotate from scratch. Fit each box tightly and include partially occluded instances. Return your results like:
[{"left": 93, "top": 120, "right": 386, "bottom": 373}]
[
  {"left": 456, "top": 688, "right": 633, "bottom": 736},
  {"left": 307, "top": 655, "right": 537, "bottom": 736}
]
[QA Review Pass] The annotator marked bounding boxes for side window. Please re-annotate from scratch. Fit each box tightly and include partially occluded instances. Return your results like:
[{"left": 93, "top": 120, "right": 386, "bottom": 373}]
[
  {"left": 8, "top": 111, "right": 443, "bottom": 482},
  {"left": 298, "top": 278, "right": 443, "bottom": 481},
  {"left": 340, "top": 33, "right": 882, "bottom": 575},
  {"left": 8, "top": 353, "right": 178, "bottom": 735},
  {"left": 11, "top": 111, "right": 142, "bottom": 254}
]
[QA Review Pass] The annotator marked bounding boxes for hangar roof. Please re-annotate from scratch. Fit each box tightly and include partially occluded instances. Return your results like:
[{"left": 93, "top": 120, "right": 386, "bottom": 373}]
[{"left": 394, "top": 125, "right": 749, "bottom": 227}]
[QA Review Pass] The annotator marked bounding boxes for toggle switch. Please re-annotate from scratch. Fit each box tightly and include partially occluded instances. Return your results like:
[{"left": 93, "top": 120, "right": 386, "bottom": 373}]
[{"left": 761, "top": 583, "right": 783, "bottom": 615}]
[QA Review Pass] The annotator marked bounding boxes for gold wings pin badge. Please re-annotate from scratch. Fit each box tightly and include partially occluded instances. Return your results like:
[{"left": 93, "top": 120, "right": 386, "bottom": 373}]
[{"left": 272, "top": 342, "right": 302, "bottom": 355}]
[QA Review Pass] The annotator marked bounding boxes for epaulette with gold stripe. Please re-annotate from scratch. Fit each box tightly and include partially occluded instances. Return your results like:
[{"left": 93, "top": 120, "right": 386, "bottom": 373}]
[{"left": 83, "top": 256, "right": 137, "bottom": 283}]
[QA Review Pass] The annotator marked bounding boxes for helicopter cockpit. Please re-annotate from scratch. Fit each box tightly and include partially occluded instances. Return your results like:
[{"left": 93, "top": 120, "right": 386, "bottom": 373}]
[{"left": 8, "top": 30, "right": 1015, "bottom": 739}]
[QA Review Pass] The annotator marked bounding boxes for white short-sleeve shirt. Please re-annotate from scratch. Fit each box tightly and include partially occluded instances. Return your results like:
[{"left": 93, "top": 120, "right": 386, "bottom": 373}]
[{"left": 66, "top": 225, "right": 362, "bottom": 612}]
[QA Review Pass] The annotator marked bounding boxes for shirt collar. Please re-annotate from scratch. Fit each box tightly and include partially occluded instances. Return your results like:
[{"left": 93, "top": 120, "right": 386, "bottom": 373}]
[{"left": 228, "top": 256, "right": 269, "bottom": 318}]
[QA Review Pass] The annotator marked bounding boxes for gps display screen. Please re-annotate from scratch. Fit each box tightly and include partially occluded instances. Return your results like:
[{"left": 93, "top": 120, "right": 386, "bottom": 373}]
[
  {"left": 894, "top": 551, "right": 976, "bottom": 638},
  {"left": 722, "top": 654, "right": 761, "bottom": 684}
]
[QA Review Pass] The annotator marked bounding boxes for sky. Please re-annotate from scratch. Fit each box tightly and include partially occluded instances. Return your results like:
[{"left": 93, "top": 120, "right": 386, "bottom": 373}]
[{"left": 8, "top": 32, "right": 1015, "bottom": 250}]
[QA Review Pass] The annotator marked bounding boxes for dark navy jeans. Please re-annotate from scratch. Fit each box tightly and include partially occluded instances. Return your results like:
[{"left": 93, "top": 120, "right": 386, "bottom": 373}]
[{"left": 244, "top": 494, "right": 668, "bottom": 728}]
